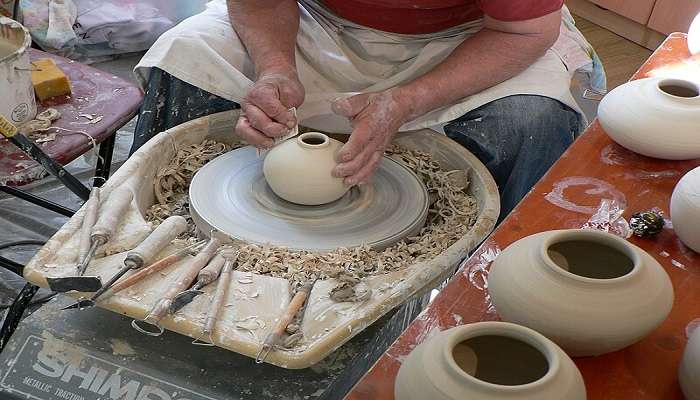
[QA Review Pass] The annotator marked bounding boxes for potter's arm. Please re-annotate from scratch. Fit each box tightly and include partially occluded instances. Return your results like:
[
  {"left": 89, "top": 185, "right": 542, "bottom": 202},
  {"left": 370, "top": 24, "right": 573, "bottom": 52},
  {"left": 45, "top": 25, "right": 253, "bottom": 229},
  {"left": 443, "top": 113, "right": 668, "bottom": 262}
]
[
  {"left": 227, "top": 0, "right": 299, "bottom": 77},
  {"left": 394, "top": 11, "right": 561, "bottom": 120}
]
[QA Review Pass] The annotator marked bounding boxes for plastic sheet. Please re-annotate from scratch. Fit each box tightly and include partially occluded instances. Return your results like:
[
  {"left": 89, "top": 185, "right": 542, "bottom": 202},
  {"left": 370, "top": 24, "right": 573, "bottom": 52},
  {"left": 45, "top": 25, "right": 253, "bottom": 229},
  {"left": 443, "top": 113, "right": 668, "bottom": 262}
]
[{"left": 581, "top": 198, "right": 631, "bottom": 238}]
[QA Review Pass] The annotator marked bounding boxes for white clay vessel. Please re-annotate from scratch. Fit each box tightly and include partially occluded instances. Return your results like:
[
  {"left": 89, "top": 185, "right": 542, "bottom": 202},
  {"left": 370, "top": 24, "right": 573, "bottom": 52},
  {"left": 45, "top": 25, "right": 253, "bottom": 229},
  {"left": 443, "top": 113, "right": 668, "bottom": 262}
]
[
  {"left": 263, "top": 132, "right": 348, "bottom": 205},
  {"left": 671, "top": 166, "right": 700, "bottom": 253},
  {"left": 488, "top": 229, "right": 674, "bottom": 357},
  {"left": 598, "top": 77, "right": 700, "bottom": 160},
  {"left": 394, "top": 322, "right": 586, "bottom": 400},
  {"left": 680, "top": 321, "right": 700, "bottom": 400}
]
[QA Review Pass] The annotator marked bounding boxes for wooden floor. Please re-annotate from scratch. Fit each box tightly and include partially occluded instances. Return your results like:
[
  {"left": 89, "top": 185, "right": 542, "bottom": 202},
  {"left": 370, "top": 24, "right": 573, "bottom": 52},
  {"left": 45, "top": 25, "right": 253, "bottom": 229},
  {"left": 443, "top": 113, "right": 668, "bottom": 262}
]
[{"left": 573, "top": 15, "right": 654, "bottom": 90}]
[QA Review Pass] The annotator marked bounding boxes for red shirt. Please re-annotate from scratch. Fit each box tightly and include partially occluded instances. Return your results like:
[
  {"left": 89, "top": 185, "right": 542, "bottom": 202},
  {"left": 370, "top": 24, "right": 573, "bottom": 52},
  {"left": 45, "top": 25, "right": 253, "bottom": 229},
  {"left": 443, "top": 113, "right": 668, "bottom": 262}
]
[{"left": 321, "top": 0, "right": 564, "bottom": 34}]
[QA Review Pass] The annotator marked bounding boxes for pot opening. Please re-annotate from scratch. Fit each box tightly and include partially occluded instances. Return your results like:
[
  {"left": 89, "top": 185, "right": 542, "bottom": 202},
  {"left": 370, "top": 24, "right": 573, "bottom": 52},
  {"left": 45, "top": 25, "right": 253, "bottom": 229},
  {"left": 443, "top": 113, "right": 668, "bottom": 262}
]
[
  {"left": 658, "top": 79, "right": 699, "bottom": 98},
  {"left": 452, "top": 335, "right": 549, "bottom": 386},
  {"left": 300, "top": 132, "right": 328, "bottom": 146},
  {"left": 547, "top": 239, "right": 634, "bottom": 279}
]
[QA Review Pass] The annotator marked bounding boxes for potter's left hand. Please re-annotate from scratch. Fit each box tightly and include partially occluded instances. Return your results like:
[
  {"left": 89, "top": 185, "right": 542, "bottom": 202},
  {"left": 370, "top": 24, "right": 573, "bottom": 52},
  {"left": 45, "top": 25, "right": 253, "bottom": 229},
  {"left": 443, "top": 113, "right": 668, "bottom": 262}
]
[{"left": 331, "top": 89, "right": 412, "bottom": 185}]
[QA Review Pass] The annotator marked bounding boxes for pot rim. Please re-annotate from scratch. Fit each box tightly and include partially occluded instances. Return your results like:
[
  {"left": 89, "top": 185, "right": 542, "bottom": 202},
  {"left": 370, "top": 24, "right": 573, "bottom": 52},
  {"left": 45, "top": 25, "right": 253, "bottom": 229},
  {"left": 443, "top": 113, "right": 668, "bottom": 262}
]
[
  {"left": 442, "top": 321, "right": 561, "bottom": 391},
  {"left": 297, "top": 132, "right": 330, "bottom": 149},
  {"left": 539, "top": 229, "right": 641, "bottom": 284},
  {"left": 655, "top": 78, "right": 700, "bottom": 101},
  {"left": 0, "top": 18, "right": 32, "bottom": 64}
]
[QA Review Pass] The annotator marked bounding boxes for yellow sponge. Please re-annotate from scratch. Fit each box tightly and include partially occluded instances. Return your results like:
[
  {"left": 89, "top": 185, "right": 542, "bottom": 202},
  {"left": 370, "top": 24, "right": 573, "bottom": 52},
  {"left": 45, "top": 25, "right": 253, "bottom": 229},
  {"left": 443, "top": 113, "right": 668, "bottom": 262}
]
[{"left": 30, "top": 58, "right": 72, "bottom": 101}]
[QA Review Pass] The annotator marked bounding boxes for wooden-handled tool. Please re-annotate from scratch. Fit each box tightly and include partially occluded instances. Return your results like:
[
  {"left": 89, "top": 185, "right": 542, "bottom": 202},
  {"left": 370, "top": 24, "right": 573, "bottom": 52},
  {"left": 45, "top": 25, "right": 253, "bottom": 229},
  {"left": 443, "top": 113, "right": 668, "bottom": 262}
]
[
  {"left": 62, "top": 215, "right": 188, "bottom": 310},
  {"left": 77, "top": 186, "right": 100, "bottom": 263},
  {"left": 109, "top": 240, "right": 205, "bottom": 294},
  {"left": 169, "top": 251, "right": 227, "bottom": 313},
  {"left": 131, "top": 236, "right": 221, "bottom": 336},
  {"left": 256, "top": 278, "right": 316, "bottom": 363},
  {"left": 47, "top": 186, "right": 134, "bottom": 293},
  {"left": 192, "top": 248, "right": 239, "bottom": 345}
]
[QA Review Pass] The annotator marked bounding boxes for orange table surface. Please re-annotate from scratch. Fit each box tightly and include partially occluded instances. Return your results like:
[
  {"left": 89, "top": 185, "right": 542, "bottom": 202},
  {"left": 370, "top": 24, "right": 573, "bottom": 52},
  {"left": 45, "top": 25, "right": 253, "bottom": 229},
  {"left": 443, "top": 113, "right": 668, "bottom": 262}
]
[{"left": 346, "top": 33, "right": 700, "bottom": 400}]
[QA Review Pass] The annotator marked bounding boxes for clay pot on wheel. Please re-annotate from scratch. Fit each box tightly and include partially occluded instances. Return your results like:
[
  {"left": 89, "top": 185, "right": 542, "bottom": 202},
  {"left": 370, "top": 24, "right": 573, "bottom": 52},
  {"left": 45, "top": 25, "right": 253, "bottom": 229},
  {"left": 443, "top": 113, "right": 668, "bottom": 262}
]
[
  {"left": 598, "top": 77, "right": 700, "bottom": 160},
  {"left": 394, "top": 322, "right": 586, "bottom": 400},
  {"left": 680, "top": 321, "right": 700, "bottom": 400},
  {"left": 263, "top": 132, "right": 348, "bottom": 205},
  {"left": 671, "top": 166, "right": 700, "bottom": 253},
  {"left": 488, "top": 229, "right": 674, "bottom": 356}
]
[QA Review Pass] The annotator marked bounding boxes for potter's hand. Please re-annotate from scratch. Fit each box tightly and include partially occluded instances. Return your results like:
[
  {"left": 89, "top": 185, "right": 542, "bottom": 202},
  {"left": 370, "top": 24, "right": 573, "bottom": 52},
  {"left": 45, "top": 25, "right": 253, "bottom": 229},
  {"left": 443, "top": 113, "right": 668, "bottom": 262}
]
[
  {"left": 331, "top": 90, "right": 411, "bottom": 185},
  {"left": 235, "top": 69, "right": 305, "bottom": 148}
]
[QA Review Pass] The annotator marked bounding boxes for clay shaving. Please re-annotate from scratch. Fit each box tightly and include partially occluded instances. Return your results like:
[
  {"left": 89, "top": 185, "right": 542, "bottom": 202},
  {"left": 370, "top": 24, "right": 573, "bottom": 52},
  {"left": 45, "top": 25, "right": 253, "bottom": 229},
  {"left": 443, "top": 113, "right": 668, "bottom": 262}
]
[{"left": 146, "top": 139, "right": 479, "bottom": 301}]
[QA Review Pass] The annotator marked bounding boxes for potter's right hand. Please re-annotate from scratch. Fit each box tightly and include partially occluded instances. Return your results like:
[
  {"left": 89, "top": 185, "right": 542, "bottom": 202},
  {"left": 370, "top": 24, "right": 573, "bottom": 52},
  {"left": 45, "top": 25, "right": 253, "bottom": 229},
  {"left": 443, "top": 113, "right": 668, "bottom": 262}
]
[{"left": 235, "top": 68, "right": 305, "bottom": 148}]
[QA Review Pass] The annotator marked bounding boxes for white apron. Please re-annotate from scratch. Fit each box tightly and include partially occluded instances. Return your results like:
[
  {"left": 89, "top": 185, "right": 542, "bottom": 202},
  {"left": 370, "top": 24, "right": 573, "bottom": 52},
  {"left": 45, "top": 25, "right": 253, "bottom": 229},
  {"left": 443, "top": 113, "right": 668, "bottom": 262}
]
[{"left": 135, "top": 0, "right": 585, "bottom": 133}]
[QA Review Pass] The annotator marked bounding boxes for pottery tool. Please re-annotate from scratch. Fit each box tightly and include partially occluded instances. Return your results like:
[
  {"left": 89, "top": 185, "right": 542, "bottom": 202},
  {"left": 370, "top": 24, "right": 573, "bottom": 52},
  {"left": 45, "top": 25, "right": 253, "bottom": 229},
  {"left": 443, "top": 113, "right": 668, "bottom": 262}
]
[
  {"left": 77, "top": 186, "right": 100, "bottom": 263},
  {"left": 256, "top": 278, "right": 316, "bottom": 363},
  {"left": 62, "top": 215, "right": 188, "bottom": 310},
  {"left": 46, "top": 186, "right": 134, "bottom": 293},
  {"left": 109, "top": 240, "right": 206, "bottom": 294},
  {"left": 256, "top": 107, "right": 297, "bottom": 156},
  {"left": 131, "top": 236, "right": 221, "bottom": 336},
  {"left": 169, "top": 251, "right": 227, "bottom": 313},
  {"left": 192, "top": 248, "right": 240, "bottom": 346},
  {"left": 189, "top": 146, "right": 429, "bottom": 251}
]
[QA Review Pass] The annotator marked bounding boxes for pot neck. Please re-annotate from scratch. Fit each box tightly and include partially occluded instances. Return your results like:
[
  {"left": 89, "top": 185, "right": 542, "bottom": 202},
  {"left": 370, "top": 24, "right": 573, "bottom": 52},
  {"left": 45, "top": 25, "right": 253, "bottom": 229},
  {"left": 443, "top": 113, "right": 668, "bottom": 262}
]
[
  {"left": 654, "top": 78, "right": 700, "bottom": 106},
  {"left": 535, "top": 233, "right": 642, "bottom": 288}
]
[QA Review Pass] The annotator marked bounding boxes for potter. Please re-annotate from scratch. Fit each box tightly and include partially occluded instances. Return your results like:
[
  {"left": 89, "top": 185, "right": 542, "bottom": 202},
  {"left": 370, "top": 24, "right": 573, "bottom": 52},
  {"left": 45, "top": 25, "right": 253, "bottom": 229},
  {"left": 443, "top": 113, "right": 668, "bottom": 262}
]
[
  {"left": 263, "top": 132, "right": 349, "bottom": 205},
  {"left": 132, "top": 0, "right": 601, "bottom": 220},
  {"left": 488, "top": 229, "right": 674, "bottom": 356}
]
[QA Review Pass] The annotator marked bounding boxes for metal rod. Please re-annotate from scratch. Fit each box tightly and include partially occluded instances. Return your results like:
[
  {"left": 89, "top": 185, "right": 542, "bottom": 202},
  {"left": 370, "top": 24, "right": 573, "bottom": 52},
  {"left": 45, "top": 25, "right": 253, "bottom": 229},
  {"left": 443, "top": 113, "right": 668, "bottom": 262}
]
[
  {"left": 7, "top": 133, "right": 90, "bottom": 200},
  {"left": 0, "top": 186, "right": 76, "bottom": 217},
  {"left": 76, "top": 238, "right": 103, "bottom": 276},
  {"left": 0, "top": 255, "right": 23, "bottom": 276},
  {"left": 94, "top": 135, "right": 115, "bottom": 185}
]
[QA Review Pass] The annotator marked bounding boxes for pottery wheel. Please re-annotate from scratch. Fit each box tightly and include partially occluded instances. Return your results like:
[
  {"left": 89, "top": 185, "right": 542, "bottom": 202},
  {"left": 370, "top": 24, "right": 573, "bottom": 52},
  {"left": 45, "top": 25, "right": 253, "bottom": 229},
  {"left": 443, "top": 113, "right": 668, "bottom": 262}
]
[{"left": 189, "top": 146, "right": 429, "bottom": 251}]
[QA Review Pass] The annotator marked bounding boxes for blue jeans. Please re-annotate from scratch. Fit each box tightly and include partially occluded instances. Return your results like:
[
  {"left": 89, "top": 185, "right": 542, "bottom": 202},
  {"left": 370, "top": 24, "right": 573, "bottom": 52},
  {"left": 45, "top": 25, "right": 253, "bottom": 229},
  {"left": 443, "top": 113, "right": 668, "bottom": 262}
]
[
  {"left": 131, "top": 69, "right": 584, "bottom": 221},
  {"left": 445, "top": 95, "right": 585, "bottom": 221}
]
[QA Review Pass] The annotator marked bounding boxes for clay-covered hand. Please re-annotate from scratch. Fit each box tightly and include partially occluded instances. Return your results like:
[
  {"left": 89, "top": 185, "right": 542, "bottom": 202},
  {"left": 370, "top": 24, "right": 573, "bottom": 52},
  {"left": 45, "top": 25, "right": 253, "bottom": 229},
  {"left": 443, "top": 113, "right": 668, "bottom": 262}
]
[
  {"left": 331, "top": 90, "right": 412, "bottom": 185},
  {"left": 235, "top": 68, "right": 305, "bottom": 148}
]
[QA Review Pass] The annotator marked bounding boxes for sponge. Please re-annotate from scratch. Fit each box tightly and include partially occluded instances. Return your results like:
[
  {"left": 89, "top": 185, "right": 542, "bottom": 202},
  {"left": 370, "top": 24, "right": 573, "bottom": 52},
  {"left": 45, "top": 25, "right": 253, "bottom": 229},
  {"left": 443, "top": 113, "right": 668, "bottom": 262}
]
[{"left": 30, "top": 58, "right": 72, "bottom": 101}]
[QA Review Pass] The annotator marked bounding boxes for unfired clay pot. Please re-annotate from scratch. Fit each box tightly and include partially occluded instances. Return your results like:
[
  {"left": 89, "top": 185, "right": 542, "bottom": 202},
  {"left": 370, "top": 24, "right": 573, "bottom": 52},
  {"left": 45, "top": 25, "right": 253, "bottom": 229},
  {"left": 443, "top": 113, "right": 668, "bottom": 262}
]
[
  {"left": 394, "top": 322, "right": 586, "bottom": 400},
  {"left": 671, "top": 166, "right": 700, "bottom": 253},
  {"left": 680, "top": 321, "right": 700, "bottom": 400},
  {"left": 488, "top": 229, "right": 674, "bottom": 357},
  {"left": 263, "top": 132, "right": 348, "bottom": 205},
  {"left": 598, "top": 77, "right": 700, "bottom": 160}
]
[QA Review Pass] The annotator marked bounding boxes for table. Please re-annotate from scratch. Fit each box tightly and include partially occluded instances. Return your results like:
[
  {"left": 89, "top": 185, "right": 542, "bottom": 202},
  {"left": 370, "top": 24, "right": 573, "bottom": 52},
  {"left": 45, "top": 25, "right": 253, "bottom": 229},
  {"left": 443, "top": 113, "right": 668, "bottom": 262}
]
[
  {"left": 346, "top": 33, "right": 700, "bottom": 400},
  {"left": 0, "top": 49, "right": 142, "bottom": 199}
]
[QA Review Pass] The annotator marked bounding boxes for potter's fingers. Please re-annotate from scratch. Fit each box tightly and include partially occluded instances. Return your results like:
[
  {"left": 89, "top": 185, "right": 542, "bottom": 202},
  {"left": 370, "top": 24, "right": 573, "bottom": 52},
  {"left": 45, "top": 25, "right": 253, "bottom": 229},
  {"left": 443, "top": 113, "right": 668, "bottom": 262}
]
[
  {"left": 247, "top": 85, "right": 296, "bottom": 128},
  {"left": 331, "top": 94, "right": 371, "bottom": 118},
  {"left": 235, "top": 116, "right": 273, "bottom": 148},
  {"left": 337, "top": 119, "right": 375, "bottom": 163},
  {"left": 243, "top": 103, "right": 289, "bottom": 138},
  {"left": 346, "top": 151, "right": 382, "bottom": 186},
  {"left": 333, "top": 144, "right": 374, "bottom": 178}
]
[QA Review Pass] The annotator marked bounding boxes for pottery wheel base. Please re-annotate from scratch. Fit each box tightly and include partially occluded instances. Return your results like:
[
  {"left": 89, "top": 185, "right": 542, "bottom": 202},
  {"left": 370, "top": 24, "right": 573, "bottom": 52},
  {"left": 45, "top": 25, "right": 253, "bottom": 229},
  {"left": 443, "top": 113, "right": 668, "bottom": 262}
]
[{"left": 189, "top": 146, "right": 429, "bottom": 251}]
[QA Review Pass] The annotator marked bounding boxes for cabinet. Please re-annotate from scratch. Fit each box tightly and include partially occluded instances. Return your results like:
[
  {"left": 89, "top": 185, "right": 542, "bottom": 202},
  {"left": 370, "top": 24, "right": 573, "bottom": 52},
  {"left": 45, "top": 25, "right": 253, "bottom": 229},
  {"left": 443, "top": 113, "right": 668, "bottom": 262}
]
[
  {"left": 567, "top": 0, "right": 700, "bottom": 50},
  {"left": 648, "top": 0, "right": 700, "bottom": 35}
]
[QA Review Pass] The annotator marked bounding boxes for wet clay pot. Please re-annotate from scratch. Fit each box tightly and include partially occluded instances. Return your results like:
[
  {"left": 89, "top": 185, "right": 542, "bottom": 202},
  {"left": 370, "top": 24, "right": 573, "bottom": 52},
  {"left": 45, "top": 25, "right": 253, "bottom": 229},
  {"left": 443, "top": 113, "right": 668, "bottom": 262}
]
[
  {"left": 598, "top": 77, "right": 700, "bottom": 160},
  {"left": 680, "top": 322, "right": 700, "bottom": 400},
  {"left": 394, "top": 322, "right": 586, "bottom": 400},
  {"left": 263, "top": 132, "right": 349, "bottom": 205},
  {"left": 671, "top": 166, "right": 700, "bottom": 253},
  {"left": 488, "top": 229, "right": 674, "bottom": 357}
]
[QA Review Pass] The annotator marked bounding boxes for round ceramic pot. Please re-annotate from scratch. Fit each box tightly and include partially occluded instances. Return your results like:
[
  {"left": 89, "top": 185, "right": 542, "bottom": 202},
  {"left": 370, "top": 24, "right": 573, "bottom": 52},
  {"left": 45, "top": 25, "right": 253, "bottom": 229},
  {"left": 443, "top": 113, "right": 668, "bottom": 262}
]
[
  {"left": 488, "top": 229, "right": 674, "bottom": 357},
  {"left": 394, "top": 322, "right": 586, "bottom": 400},
  {"left": 671, "top": 166, "right": 700, "bottom": 253},
  {"left": 680, "top": 322, "right": 700, "bottom": 400},
  {"left": 598, "top": 77, "right": 700, "bottom": 160},
  {"left": 263, "top": 132, "right": 349, "bottom": 205}
]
